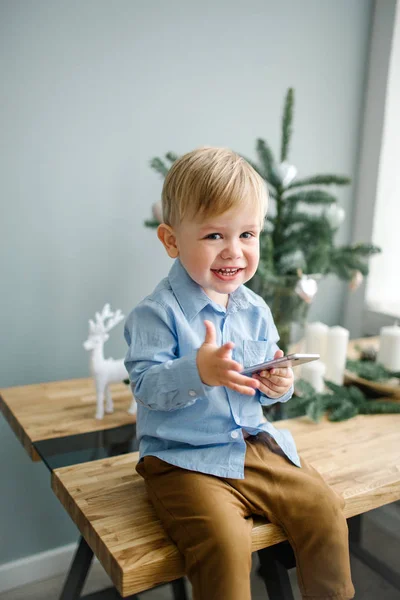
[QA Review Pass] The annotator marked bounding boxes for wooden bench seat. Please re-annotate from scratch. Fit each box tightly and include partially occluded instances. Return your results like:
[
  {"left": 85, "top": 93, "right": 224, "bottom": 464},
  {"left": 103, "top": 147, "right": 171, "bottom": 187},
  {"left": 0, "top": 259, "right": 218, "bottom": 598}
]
[{"left": 52, "top": 414, "right": 400, "bottom": 597}]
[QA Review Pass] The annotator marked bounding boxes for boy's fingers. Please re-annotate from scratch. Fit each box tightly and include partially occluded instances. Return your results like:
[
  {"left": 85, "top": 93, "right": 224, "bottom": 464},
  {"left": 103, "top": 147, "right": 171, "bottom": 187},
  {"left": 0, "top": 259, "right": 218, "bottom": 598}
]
[
  {"left": 226, "top": 372, "right": 260, "bottom": 392},
  {"left": 219, "top": 359, "right": 243, "bottom": 372},
  {"left": 216, "top": 341, "right": 235, "bottom": 358},
  {"left": 273, "top": 348, "right": 284, "bottom": 359},
  {"left": 203, "top": 320, "right": 217, "bottom": 345}
]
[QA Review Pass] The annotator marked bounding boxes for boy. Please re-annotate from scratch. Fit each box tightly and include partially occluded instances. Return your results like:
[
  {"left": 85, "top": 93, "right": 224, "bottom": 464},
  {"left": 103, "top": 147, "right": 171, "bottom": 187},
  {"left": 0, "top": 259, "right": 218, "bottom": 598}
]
[{"left": 124, "top": 147, "right": 355, "bottom": 600}]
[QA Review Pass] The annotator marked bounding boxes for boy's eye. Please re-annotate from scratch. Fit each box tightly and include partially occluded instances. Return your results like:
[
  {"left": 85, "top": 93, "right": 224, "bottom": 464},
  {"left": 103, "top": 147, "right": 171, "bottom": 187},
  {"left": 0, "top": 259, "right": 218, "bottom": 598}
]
[
  {"left": 241, "top": 232, "right": 254, "bottom": 239},
  {"left": 205, "top": 233, "right": 222, "bottom": 240}
]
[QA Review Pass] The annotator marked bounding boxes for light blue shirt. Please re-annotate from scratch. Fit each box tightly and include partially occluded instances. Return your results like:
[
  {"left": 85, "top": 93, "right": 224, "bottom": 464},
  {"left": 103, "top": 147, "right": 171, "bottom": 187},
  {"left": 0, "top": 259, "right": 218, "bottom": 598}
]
[{"left": 124, "top": 259, "right": 300, "bottom": 478}]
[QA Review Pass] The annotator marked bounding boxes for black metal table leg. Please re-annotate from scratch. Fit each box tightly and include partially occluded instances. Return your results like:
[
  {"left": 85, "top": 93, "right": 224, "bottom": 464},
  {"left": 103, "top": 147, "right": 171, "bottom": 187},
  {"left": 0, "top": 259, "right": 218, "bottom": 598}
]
[
  {"left": 348, "top": 514, "right": 400, "bottom": 591},
  {"left": 59, "top": 536, "right": 94, "bottom": 600},
  {"left": 170, "top": 577, "right": 189, "bottom": 600},
  {"left": 258, "top": 543, "right": 295, "bottom": 600}
]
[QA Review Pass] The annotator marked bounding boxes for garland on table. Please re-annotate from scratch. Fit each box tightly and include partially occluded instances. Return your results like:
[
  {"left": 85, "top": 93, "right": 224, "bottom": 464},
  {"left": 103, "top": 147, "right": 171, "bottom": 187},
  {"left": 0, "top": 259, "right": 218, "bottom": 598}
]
[
  {"left": 346, "top": 359, "right": 400, "bottom": 382},
  {"left": 285, "top": 380, "right": 400, "bottom": 423}
]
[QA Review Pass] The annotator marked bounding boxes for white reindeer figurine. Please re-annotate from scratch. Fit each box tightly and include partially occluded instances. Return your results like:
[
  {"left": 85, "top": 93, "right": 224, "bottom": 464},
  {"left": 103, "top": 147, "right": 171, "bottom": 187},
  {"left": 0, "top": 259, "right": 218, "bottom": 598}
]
[{"left": 83, "top": 304, "right": 137, "bottom": 420}]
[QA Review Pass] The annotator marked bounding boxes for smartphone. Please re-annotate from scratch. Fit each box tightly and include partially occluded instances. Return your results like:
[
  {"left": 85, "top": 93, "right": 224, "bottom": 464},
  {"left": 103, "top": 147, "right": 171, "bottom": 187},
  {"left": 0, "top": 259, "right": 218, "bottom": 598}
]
[{"left": 241, "top": 353, "right": 320, "bottom": 376}]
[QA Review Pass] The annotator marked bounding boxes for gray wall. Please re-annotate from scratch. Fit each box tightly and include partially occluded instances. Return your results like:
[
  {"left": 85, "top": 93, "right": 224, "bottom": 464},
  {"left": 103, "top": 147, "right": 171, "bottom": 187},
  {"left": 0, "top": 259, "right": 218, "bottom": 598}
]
[{"left": 0, "top": 0, "right": 372, "bottom": 564}]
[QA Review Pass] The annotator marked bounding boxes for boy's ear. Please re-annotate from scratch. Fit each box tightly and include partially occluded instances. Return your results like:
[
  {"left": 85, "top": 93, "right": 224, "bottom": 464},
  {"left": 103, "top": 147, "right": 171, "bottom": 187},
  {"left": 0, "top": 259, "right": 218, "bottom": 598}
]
[{"left": 157, "top": 224, "right": 179, "bottom": 258}]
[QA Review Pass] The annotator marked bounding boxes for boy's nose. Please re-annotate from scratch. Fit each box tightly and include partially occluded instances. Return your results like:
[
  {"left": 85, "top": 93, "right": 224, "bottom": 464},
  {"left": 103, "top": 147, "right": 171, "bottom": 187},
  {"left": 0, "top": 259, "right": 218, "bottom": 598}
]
[{"left": 221, "top": 240, "right": 243, "bottom": 260}]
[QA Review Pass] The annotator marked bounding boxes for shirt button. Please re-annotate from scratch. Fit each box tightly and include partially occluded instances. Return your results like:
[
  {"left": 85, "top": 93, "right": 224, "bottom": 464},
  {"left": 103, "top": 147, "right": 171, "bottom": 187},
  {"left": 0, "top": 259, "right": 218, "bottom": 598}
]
[
  {"left": 188, "top": 390, "right": 196, "bottom": 397},
  {"left": 231, "top": 431, "right": 239, "bottom": 439}
]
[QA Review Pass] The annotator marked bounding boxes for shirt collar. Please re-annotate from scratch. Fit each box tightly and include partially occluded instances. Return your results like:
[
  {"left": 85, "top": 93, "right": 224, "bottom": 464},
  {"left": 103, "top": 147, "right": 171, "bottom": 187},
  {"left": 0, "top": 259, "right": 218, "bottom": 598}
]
[{"left": 168, "top": 259, "right": 257, "bottom": 321}]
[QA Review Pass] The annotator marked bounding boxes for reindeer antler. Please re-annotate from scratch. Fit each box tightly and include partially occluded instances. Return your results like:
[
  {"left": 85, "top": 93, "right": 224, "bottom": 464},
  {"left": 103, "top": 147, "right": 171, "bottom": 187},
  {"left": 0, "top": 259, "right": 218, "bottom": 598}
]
[
  {"left": 89, "top": 304, "right": 124, "bottom": 333},
  {"left": 89, "top": 304, "right": 125, "bottom": 335}
]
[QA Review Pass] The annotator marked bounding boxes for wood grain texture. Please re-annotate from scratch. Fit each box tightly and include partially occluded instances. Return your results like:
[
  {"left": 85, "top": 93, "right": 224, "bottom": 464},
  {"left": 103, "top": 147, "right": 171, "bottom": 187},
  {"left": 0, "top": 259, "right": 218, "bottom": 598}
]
[
  {"left": 0, "top": 378, "right": 135, "bottom": 460},
  {"left": 52, "top": 413, "right": 400, "bottom": 597}
]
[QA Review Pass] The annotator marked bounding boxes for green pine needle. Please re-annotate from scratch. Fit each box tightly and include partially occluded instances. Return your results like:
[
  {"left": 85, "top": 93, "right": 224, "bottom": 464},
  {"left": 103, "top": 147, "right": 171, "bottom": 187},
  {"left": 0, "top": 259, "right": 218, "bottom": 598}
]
[
  {"left": 144, "top": 219, "right": 160, "bottom": 228},
  {"left": 288, "top": 174, "right": 351, "bottom": 189},
  {"left": 288, "top": 379, "right": 400, "bottom": 423},
  {"left": 256, "top": 139, "right": 280, "bottom": 187},
  {"left": 285, "top": 190, "right": 337, "bottom": 206},
  {"left": 346, "top": 359, "right": 400, "bottom": 382},
  {"left": 150, "top": 157, "right": 169, "bottom": 177},
  {"left": 329, "top": 401, "right": 358, "bottom": 422},
  {"left": 165, "top": 152, "right": 179, "bottom": 163},
  {"left": 360, "top": 401, "right": 400, "bottom": 415}
]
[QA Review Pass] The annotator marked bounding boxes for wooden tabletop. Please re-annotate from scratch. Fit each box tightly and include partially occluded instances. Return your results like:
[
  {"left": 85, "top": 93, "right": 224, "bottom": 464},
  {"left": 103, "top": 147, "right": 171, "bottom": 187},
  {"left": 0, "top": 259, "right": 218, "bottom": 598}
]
[
  {"left": 0, "top": 378, "right": 136, "bottom": 461},
  {"left": 52, "top": 413, "right": 400, "bottom": 597},
  {"left": 0, "top": 337, "right": 388, "bottom": 462}
]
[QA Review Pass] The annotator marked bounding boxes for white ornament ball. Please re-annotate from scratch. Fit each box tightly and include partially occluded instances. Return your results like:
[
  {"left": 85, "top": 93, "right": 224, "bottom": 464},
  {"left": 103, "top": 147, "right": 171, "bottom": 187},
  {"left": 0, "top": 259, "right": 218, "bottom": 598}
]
[
  {"left": 295, "top": 276, "right": 318, "bottom": 304},
  {"left": 349, "top": 270, "right": 364, "bottom": 290},
  {"left": 324, "top": 203, "right": 345, "bottom": 229},
  {"left": 276, "top": 161, "right": 298, "bottom": 187}
]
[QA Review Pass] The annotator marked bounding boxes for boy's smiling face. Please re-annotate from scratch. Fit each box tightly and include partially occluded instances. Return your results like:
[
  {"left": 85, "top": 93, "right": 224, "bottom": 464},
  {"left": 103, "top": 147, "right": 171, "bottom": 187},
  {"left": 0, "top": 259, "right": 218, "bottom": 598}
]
[{"left": 158, "top": 199, "right": 262, "bottom": 306}]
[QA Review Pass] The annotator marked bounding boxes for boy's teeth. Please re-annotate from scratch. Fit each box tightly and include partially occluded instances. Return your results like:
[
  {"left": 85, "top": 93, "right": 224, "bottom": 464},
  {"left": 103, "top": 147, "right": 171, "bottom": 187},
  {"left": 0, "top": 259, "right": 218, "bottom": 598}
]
[{"left": 216, "top": 268, "right": 239, "bottom": 274}]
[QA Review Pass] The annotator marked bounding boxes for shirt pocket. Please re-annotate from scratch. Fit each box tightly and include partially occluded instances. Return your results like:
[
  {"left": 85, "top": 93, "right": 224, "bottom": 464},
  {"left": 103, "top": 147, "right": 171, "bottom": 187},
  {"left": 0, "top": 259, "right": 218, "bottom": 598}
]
[{"left": 242, "top": 340, "right": 269, "bottom": 369}]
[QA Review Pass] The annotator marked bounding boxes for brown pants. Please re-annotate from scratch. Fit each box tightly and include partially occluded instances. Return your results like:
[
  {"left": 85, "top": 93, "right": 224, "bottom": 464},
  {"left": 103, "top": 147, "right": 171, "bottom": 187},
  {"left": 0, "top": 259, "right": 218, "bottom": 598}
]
[{"left": 136, "top": 434, "right": 355, "bottom": 600}]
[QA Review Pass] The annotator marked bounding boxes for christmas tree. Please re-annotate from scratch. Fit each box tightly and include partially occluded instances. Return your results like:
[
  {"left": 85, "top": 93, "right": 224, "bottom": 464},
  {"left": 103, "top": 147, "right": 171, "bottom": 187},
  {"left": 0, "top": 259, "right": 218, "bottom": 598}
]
[{"left": 146, "top": 88, "right": 380, "bottom": 351}]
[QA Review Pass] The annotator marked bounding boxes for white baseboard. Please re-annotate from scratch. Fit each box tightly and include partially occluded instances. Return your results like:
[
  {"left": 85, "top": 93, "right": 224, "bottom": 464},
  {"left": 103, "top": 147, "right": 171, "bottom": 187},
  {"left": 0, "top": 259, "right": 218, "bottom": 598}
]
[{"left": 0, "top": 542, "right": 79, "bottom": 594}]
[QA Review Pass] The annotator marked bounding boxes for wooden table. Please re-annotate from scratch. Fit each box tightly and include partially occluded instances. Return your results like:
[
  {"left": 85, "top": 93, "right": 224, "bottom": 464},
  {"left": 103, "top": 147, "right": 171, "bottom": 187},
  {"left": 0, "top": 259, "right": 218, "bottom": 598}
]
[
  {"left": 0, "top": 377, "right": 138, "bottom": 600},
  {"left": 52, "top": 413, "right": 400, "bottom": 597},
  {"left": 0, "top": 378, "right": 136, "bottom": 460}
]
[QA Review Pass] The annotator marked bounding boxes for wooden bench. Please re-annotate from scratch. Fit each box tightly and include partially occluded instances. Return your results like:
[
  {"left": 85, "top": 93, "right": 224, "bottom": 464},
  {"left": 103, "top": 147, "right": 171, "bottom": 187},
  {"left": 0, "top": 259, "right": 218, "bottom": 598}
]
[{"left": 52, "top": 413, "right": 400, "bottom": 597}]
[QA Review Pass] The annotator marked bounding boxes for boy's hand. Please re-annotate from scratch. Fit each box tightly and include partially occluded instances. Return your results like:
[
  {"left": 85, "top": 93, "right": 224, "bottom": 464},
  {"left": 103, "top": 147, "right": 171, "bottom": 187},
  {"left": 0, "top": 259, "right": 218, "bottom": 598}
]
[
  {"left": 197, "top": 320, "right": 260, "bottom": 396},
  {"left": 252, "top": 349, "right": 294, "bottom": 398}
]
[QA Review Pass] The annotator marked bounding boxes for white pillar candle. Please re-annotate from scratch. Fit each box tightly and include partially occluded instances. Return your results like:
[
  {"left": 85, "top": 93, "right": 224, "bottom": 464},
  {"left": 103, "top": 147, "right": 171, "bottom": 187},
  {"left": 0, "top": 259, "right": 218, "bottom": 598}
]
[
  {"left": 377, "top": 323, "right": 400, "bottom": 371},
  {"left": 301, "top": 360, "right": 326, "bottom": 392},
  {"left": 324, "top": 326, "right": 350, "bottom": 385},
  {"left": 305, "top": 321, "right": 329, "bottom": 363}
]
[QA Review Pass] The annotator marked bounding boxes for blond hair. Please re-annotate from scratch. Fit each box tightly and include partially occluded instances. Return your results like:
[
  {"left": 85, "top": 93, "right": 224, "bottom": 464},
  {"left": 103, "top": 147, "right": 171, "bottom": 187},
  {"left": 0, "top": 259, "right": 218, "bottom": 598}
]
[{"left": 161, "top": 147, "right": 268, "bottom": 227}]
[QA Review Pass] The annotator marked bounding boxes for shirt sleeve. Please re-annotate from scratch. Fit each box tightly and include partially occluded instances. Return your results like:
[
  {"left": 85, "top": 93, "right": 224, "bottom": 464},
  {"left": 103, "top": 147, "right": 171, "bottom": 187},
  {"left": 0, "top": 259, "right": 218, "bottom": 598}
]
[
  {"left": 257, "top": 304, "right": 294, "bottom": 406},
  {"left": 124, "top": 300, "right": 208, "bottom": 411}
]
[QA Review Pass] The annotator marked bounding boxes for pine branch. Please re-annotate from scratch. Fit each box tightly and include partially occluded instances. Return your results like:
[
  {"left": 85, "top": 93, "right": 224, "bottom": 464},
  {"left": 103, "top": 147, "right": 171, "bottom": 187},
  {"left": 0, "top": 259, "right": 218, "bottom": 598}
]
[
  {"left": 329, "top": 401, "right": 358, "bottom": 422},
  {"left": 306, "top": 398, "right": 326, "bottom": 422},
  {"left": 150, "top": 157, "right": 169, "bottom": 177},
  {"left": 144, "top": 219, "right": 159, "bottom": 228},
  {"left": 338, "top": 243, "right": 381, "bottom": 257},
  {"left": 287, "top": 380, "right": 400, "bottom": 423},
  {"left": 327, "top": 244, "right": 381, "bottom": 279},
  {"left": 165, "top": 152, "right": 179, "bottom": 163},
  {"left": 323, "top": 380, "right": 346, "bottom": 395},
  {"left": 281, "top": 88, "right": 294, "bottom": 162},
  {"left": 305, "top": 243, "right": 332, "bottom": 274},
  {"left": 346, "top": 359, "right": 400, "bottom": 382},
  {"left": 294, "top": 379, "right": 316, "bottom": 396},
  {"left": 360, "top": 401, "right": 400, "bottom": 415},
  {"left": 255, "top": 139, "right": 280, "bottom": 188},
  {"left": 284, "top": 190, "right": 337, "bottom": 206},
  {"left": 287, "top": 175, "right": 351, "bottom": 190}
]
